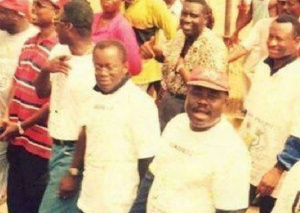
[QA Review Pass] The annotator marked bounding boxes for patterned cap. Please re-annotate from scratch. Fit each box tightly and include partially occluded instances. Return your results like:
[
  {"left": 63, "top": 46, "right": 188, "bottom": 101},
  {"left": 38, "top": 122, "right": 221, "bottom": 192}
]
[
  {"left": 187, "top": 67, "right": 229, "bottom": 92},
  {"left": 0, "top": 0, "right": 30, "bottom": 17}
]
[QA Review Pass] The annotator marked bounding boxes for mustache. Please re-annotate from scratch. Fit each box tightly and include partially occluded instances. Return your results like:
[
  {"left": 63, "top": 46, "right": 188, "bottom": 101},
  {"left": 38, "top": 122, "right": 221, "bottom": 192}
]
[{"left": 191, "top": 106, "right": 210, "bottom": 114}]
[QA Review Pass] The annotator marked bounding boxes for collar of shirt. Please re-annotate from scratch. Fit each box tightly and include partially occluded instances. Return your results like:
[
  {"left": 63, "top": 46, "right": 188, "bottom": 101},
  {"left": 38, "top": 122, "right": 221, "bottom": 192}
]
[{"left": 264, "top": 54, "right": 298, "bottom": 76}]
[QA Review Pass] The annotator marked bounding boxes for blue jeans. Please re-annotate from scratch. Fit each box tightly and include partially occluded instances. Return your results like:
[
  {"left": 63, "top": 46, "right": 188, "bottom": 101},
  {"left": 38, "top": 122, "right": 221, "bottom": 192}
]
[
  {"left": 129, "top": 171, "right": 154, "bottom": 213},
  {"left": 39, "top": 143, "right": 80, "bottom": 213},
  {"left": 0, "top": 141, "right": 8, "bottom": 196}
]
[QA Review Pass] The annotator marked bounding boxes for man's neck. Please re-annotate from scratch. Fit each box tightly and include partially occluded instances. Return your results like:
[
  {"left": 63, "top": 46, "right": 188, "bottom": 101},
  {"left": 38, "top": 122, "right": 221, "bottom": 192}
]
[
  {"left": 38, "top": 25, "right": 56, "bottom": 40},
  {"left": 102, "top": 10, "right": 119, "bottom": 20},
  {"left": 68, "top": 38, "right": 93, "bottom": 56}
]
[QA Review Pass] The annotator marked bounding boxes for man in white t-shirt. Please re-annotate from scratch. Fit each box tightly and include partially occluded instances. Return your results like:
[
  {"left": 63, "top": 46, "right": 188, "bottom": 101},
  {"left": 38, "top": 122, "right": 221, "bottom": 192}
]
[
  {"left": 239, "top": 14, "right": 300, "bottom": 213},
  {"left": 0, "top": 0, "right": 38, "bottom": 206},
  {"left": 34, "top": 1, "right": 95, "bottom": 212},
  {"left": 130, "top": 68, "right": 251, "bottom": 213},
  {"left": 64, "top": 40, "right": 160, "bottom": 213}
]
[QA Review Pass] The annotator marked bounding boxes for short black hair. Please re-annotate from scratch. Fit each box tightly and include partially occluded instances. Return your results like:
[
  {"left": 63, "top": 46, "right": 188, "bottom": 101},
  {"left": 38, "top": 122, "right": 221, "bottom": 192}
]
[
  {"left": 183, "top": 0, "right": 214, "bottom": 29},
  {"left": 93, "top": 40, "right": 128, "bottom": 63},
  {"left": 63, "top": 0, "right": 94, "bottom": 37},
  {"left": 275, "top": 13, "right": 300, "bottom": 37}
]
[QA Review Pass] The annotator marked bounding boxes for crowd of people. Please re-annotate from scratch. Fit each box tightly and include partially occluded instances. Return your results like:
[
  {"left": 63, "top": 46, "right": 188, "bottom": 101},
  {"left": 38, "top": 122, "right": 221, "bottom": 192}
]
[{"left": 0, "top": 0, "right": 300, "bottom": 213}]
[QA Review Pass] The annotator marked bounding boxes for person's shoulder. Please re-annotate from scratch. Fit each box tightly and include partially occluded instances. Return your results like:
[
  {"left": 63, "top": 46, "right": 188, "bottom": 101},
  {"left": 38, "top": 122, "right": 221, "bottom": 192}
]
[
  {"left": 50, "top": 44, "right": 70, "bottom": 56},
  {"left": 126, "top": 80, "right": 156, "bottom": 104},
  {"left": 216, "top": 117, "right": 248, "bottom": 149},
  {"left": 200, "top": 28, "right": 226, "bottom": 48},
  {"left": 165, "top": 113, "right": 189, "bottom": 130}
]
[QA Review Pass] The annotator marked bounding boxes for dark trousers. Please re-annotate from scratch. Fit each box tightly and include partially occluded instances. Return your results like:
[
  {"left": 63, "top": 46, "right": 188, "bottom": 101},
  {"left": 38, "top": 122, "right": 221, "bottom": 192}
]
[
  {"left": 7, "top": 145, "right": 49, "bottom": 213},
  {"left": 129, "top": 171, "right": 154, "bottom": 213},
  {"left": 249, "top": 184, "right": 276, "bottom": 213},
  {"left": 158, "top": 91, "right": 185, "bottom": 131}
]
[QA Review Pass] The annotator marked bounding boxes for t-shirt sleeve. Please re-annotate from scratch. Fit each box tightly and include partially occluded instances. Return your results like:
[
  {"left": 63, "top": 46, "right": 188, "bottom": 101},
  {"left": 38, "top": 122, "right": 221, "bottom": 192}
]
[
  {"left": 132, "top": 98, "right": 161, "bottom": 159},
  {"left": 212, "top": 144, "right": 251, "bottom": 210}
]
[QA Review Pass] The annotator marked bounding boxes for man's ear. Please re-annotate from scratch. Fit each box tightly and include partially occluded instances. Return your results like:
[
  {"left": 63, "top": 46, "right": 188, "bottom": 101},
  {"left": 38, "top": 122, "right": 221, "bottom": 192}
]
[{"left": 122, "top": 61, "right": 129, "bottom": 75}]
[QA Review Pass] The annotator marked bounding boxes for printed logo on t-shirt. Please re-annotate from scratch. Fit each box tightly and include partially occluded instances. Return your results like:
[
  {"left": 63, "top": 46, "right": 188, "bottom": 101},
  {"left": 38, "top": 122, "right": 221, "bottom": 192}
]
[{"left": 292, "top": 191, "right": 300, "bottom": 213}]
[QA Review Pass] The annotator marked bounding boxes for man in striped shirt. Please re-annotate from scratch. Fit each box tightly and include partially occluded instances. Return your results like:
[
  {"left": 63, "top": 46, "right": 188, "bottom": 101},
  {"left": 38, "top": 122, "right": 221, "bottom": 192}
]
[{"left": 0, "top": 0, "right": 65, "bottom": 212}]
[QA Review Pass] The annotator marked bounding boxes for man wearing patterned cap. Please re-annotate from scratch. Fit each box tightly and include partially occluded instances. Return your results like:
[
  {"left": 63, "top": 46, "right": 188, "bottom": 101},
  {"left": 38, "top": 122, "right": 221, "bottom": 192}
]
[
  {"left": 130, "top": 68, "right": 251, "bottom": 213},
  {"left": 0, "top": 0, "right": 39, "bottom": 206},
  {"left": 0, "top": 0, "right": 65, "bottom": 212}
]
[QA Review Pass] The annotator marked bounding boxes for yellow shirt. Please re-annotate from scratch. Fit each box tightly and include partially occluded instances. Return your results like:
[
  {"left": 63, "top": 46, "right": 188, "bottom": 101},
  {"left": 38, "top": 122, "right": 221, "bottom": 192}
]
[{"left": 125, "top": 0, "right": 177, "bottom": 84}]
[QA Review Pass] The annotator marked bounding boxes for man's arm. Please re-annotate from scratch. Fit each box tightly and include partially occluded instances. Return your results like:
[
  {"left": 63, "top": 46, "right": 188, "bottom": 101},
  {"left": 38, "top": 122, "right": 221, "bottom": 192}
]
[
  {"left": 34, "top": 67, "right": 52, "bottom": 98},
  {"left": 0, "top": 103, "right": 50, "bottom": 140},
  {"left": 58, "top": 126, "right": 86, "bottom": 199},
  {"left": 34, "top": 55, "right": 71, "bottom": 98},
  {"left": 138, "top": 157, "right": 153, "bottom": 182},
  {"left": 231, "top": 2, "right": 252, "bottom": 42}
]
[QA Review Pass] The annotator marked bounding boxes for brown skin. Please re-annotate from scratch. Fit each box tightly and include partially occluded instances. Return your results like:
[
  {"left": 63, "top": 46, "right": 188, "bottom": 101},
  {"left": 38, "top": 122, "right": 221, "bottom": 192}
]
[
  {"left": 185, "top": 86, "right": 228, "bottom": 132},
  {"left": 282, "top": 0, "right": 300, "bottom": 18},
  {"left": 94, "top": 47, "right": 128, "bottom": 94},
  {"left": 180, "top": 1, "right": 207, "bottom": 41},
  {"left": 267, "top": 21, "right": 300, "bottom": 68}
]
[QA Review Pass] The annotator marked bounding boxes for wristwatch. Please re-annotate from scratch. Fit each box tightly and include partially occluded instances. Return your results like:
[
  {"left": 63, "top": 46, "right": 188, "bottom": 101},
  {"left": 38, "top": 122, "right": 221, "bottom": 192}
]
[
  {"left": 17, "top": 122, "right": 25, "bottom": 135},
  {"left": 68, "top": 168, "right": 80, "bottom": 177}
]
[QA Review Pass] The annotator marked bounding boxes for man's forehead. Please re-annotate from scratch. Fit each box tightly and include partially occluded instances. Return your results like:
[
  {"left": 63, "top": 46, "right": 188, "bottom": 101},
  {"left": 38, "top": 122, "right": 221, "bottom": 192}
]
[{"left": 182, "top": 2, "right": 203, "bottom": 11}]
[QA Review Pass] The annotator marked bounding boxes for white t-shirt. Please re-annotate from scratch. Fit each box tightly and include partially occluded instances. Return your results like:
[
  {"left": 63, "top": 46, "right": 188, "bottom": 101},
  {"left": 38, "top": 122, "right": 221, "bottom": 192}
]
[
  {"left": 77, "top": 80, "right": 161, "bottom": 213},
  {"left": 0, "top": 26, "right": 38, "bottom": 114},
  {"left": 48, "top": 44, "right": 96, "bottom": 140},
  {"left": 240, "top": 59, "right": 300, "bottom": 197},
  {"left": 272, "top": 161, "right": 300, "bottom": 213},
  {"left": 148, "top": 114, "right": 251, "bottom": 213}
]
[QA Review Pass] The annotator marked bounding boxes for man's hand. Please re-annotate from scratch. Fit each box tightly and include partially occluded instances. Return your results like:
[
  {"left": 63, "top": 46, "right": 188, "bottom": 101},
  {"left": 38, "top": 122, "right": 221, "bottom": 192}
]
[
  {"left": 140, "top": 36, "right": 156, "bottom": 60},
  {"left": 58, "top": 173, "right": 80, "bottom": 200},
  {"left": 256, "top": 167, "right": 284, "bottom": 196},
  {"left": 43, "top": 55, "right": 71, "bottom": 75},
  {"left": 0, "top": 121, "right": 19, "bottom": 141}
]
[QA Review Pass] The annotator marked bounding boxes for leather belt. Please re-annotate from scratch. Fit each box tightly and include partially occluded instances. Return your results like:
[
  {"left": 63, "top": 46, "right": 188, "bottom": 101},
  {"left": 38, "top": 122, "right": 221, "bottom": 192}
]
[{"left": 53, "top": 138, "right": 75, "bottom": 147}]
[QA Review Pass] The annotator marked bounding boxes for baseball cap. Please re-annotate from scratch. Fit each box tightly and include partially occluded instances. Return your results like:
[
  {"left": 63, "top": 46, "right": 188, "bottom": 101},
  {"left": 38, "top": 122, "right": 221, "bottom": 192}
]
[
  {"left": 187, "top": 68, "right": 229, "bottom": 92},
  {"left": 0, "top": 0, "right": 30, "bottom": 17}
]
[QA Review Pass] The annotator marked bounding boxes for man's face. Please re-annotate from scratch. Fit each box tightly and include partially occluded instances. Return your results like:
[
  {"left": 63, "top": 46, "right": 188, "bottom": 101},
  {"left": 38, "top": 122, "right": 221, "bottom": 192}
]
[
  {"left": 282, "top": 0, "right": 300, "bottom": 18},
  {"left": 267, "top": 21, "right": 299, "bottom": 59},
  {"left": 100, "top": 0, "right": 122, "bottom": 13},
  {"left": 54, "top": 13, "right": 71, "bottom": 44},
  {"left": 180, "top": 2, "right": 206, "bottom": 39},
  {"left": 185, "top": 86, "right": 228, "bottom": 131},
  {"left": 32, "top": 0, "right": 58, "bottom": 27},
  {"left": 93, "top": 47, "right": 128, "bottom": 93},
  {"left": 0, "top": 6, "right": 21, "bottom": 32}
]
